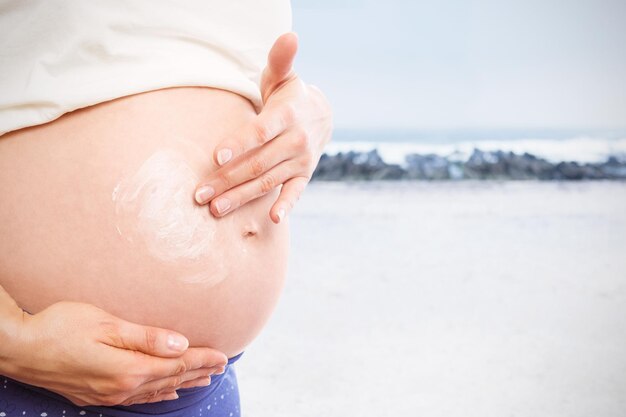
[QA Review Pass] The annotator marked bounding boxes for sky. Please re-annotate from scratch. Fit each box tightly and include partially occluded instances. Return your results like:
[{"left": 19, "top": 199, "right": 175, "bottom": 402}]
[{"left": 291, "top": 0, "right": 626, "bottom": 130}]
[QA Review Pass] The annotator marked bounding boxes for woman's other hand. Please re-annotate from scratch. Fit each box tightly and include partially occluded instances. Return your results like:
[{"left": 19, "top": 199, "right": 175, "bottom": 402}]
[
  {"left": 194, "top": 32, "right": 333, "bottom": 223},
  {"left": 0, "top": 301, "right": 227, "bottom": 406}
]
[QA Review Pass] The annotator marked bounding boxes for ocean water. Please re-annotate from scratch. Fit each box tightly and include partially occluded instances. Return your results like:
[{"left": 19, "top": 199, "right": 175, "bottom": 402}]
[
  {"left": 238, "top": 181, "right": 626, "bottom": 417},
  {"left": 325, "top": 129, "right": 626, "bottom": 164}
]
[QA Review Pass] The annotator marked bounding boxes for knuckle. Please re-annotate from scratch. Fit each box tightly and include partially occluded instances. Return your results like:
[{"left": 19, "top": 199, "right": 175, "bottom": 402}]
[
  {"left": 281, "top": 104, "right": 296, "bottom": 125},
  {"left": 98, "top": 319, "right": 122, "bottom": 345},
  {"left": 254, "top": 122, "right": 270, "bottom": 144},
  {"left": 247, "top": 156, "right": 266, "bottom": 177},
  {"left": 142, "top": 327, "right": 158, "bottom": 353},
  {"left": 259, "top": 173, "right": 277, "bottom": 194},
  {"left": 101, "top": 394, "right": 125, "bottom": 406},
  {"left": 115, "top": 376, "right": 139, "bottom": 392},
  {"left": 68, "top": 397, "right": 90, "bottom": 407},
  {"left": 174, "top": 359, "right": 188, "bottom": 376},
  {"left": 145, "top": 390, "right": 161, "bottom": 402},
  {"left": 91, "top": 378, "right": 116, "bottom": 395},
  {"left": 299, "top": 156, "right": 314, "bottom": 171},
  {"left": 169, "top": 375, "right": 183, "bottom": 388},
  {"left": 216, "top": 171, "right": 232, "bottom": 189},
  {"left": 292, "top": 129, "right": 311, "bottom": 152}
]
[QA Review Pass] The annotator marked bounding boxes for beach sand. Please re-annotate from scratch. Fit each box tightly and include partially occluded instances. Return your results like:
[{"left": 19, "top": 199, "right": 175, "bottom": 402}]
[{"left": 238, "top": 181, "right": 626, "bottom": 417}]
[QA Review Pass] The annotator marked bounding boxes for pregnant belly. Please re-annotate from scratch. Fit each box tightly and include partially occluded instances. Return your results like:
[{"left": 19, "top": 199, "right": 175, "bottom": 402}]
[{"left": 0, "top": 87, "right": 289, "bottom": 357}]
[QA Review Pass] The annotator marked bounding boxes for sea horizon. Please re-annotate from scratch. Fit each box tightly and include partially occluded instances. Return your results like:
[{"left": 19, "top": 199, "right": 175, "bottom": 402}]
[{"left": 326, "top": 127, "right": 626, "bottom": 165}]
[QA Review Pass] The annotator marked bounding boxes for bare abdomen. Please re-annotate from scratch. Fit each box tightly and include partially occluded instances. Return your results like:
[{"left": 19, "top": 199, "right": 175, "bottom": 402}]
[{"left": 0, "top": 87, "right": 289, "bottom": 357}]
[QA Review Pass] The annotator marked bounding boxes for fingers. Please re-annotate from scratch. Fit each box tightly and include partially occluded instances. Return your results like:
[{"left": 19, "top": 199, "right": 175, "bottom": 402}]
[
  {"left": 270, "top": 176, "right": 309, "bottom": 224},
  {"left": 267, "top": 32, "right": 298, "bottom": 83},
  {"left": 196, "top": 127, "right": 312, "bottom": 218},
  {"left": 193, "top": 32, "right": 321, "bottom": 220},
  {"left": 120, "top": 361, "right": 224, "bottom": 406},
  {"left": 210, "top": 103, "right": 295, "bottom": 169},
  {"left": 120, "top": 361, "right": 225, "bottom": 406},
  {"left": 208, "top": 160, "right": 306, "bottom": 218},
  {"left": 177, "top": 376, "right": 212, "bottom": 389},
  {"left": 261, "top": 32, "right": 299, "bottom": 102},
  {"left": 159, "top": 391, "right": 180, "bottom": 402},
  {"left": 143, "top": 347, "right": 227, "bottom": 380},
  {"left": 105, "top": 319, "right": 189, "bottom": 358},
  {"left": 197, "top": 131, "right": 299, "bottom": 206},
  {"left": 200, "top": 127, "right": 312, "bottom": 218},
  {"left": 211, "top": 31, "right": 300, "bottom": 169},
  {"left": 68, "top": 362, "right": 223, "bottom": 406},
  {"left": 137, "top": 366, "right": 217, "bottom": 395},
  {"left": 120, "top": 389, "right": 179, "bottom": 406}
]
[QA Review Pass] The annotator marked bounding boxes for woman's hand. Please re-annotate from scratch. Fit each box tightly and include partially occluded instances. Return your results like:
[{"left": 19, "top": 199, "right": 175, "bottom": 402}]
[
  {"left": 194, "top": 32, "right": 333, "bottom": 223},
  {"left": 0, "top": 301, "right": 227, "bottom": 406}
]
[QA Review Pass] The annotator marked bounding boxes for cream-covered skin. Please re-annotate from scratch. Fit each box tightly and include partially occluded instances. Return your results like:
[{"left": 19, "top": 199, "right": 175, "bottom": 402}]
[
  {"left": 0, "top": 87, "right": 289, "bottom": 357},
  {"left": 113, "top": 148, "right": 229, "bottom": 285}
]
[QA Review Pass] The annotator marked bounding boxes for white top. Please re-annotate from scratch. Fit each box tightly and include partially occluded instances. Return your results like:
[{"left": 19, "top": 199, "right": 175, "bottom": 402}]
[{"left": 0, "top": 0, "right": 292, "bottom": 136}]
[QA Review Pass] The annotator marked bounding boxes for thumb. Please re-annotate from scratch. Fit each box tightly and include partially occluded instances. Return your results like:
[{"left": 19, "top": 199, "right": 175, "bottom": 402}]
[
  {"left": 112, "top": 319, "right": 189, "bottom": 358},
  {"left": 261, "top": 32, "right": 299, "bottom": 101}
]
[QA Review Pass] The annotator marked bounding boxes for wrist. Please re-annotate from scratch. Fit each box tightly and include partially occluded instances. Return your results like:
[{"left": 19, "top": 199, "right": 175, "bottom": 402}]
[{"left": 0, "top": 290, "right": 30, "bottom": 377}]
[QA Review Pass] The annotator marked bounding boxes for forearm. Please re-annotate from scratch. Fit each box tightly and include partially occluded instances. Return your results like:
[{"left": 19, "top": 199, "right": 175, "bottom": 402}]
[{"left": 0, "top": 283, "right": 25, "bottom": 376}]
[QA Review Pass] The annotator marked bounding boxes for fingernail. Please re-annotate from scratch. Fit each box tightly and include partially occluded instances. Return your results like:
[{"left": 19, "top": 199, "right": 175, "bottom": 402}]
[
  {"left": 215, "top": 198, "right": 231, "bottom": 214},
  {"left": 277, "top": 208, "right": 286, "bottom": 223},
  {"left": 217, "top": 148, "right": 232, "bottom": 165},
  {"left": 167, "top": 334, "right": 188, "bottom": 352},
  {"left": 195, "top": 185, "right": 215, "bottom": 204},
  {"left": 210, "top": 366, "right": 226, "bottom": 375},
  {"left": 163, "top": 392, "right": 179, "bottom": 401},
  {"left": 196, "top": 377, "right": 211, "bottom": 387}
]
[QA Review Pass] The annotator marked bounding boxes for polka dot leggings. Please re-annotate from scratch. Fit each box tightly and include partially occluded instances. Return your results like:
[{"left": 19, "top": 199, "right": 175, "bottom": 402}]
[{"left": 0, "top": 353, "right": 243, "bottom": 417}]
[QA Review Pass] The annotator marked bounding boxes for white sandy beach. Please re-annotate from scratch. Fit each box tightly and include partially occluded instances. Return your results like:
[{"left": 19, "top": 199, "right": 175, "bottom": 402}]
[{"left": 237, "top": 181, "right": 626, "bottom": 417}]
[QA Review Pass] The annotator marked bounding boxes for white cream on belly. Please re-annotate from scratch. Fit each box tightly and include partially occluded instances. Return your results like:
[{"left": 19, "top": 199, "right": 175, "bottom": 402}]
[{"left": 112, "top": 148, "right": 226, "bottom": 285}]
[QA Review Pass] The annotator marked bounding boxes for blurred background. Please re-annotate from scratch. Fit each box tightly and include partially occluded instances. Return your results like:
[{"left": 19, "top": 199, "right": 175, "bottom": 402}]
[{"left": 238, "top": 1, "right": 626, "bottom": 416}]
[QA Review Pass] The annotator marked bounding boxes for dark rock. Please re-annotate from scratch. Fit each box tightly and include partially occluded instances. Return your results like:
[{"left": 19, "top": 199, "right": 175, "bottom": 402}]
[
  {"left": 312, "top": 149, "right": 408, "bottom": 181},
  {"left": 312, "top": 153, "right": 346, "bottom": 181},
  {"left": 555, "top": 162, "right": 586, "bottom": 180},
  {"left": 311, "top": 148, "right": 626, "bottom": 181},
  {"left": 463, "top": 149, "right": 557, "bottom": 180},
  {"left": 405, "top": 154, "right": 450, "bottom": 180},
  {"left": 371, "top": 164, "right": 406, "bottom": 180},
  {"left": 464, "top": 149, "right": 507, "bottom": 179},
  {"left": 598, "top": 156, "right": 626, "bottom": 179}
]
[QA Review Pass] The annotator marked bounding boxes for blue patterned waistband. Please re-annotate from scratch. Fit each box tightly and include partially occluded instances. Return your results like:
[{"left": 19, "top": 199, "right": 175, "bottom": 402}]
[{"left": 6, "top": 351, "right": 244, "bottom": 416}]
